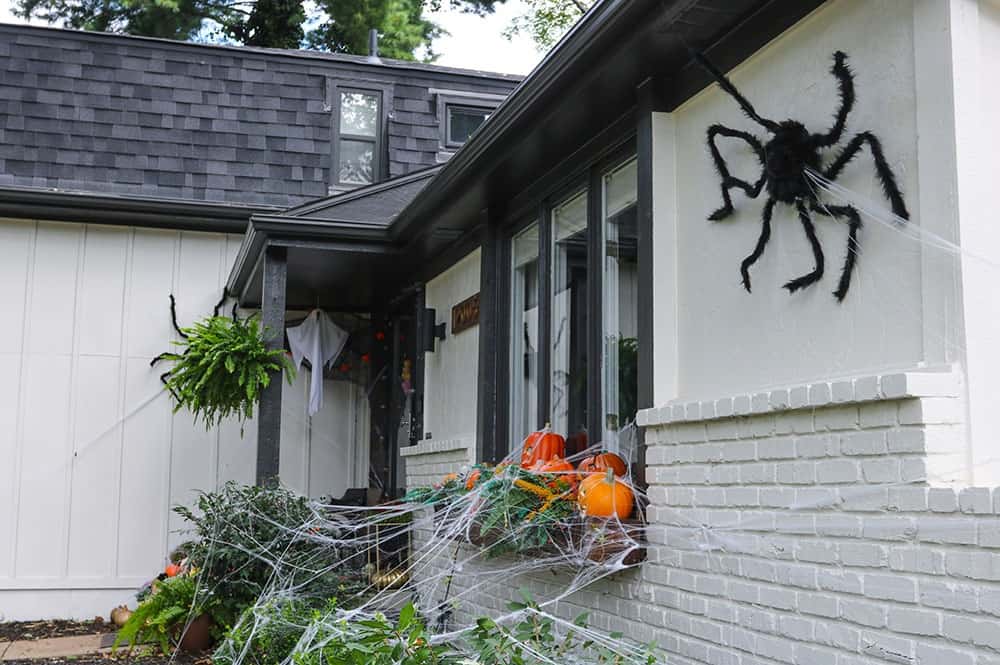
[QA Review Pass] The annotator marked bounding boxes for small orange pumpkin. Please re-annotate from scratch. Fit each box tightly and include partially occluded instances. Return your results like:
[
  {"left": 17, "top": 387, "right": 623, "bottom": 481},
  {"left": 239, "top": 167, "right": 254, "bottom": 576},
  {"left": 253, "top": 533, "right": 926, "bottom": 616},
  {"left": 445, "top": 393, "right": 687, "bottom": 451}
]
[
  {"left": 578, "top": 468, "right": 634, "bottom": 519},
  {"left": 520, "top": 425, "right": 566, "bottom": 469},
  {"left": 532, "top": 456, "right": 578, "bottom": 491},
  {"left": 433, "top": 472, "right": 460, "bottom": 489},
  {"left": 578, "top": 452, "right": 627, "bottom": 477},
  {"left": 165, "top": 563, "right": 182, "bottom": 578},
  {"left": 465, "top": 469, "right": 481, "bottom": 491}
]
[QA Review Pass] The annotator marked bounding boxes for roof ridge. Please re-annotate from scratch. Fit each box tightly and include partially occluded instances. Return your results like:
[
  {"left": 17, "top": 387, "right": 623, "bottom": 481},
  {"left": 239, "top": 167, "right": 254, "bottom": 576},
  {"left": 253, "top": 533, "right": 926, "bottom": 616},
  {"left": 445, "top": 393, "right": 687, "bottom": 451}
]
[{"left": 0, "top": 21, "right": 523, "bottom": 80}]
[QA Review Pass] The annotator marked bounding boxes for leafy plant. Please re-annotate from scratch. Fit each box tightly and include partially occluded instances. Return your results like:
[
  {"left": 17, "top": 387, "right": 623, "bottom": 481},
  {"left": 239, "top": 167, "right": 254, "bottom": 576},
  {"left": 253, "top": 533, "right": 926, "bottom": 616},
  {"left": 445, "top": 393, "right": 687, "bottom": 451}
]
[
  {"left": 113, "top": 574, "right": 216, "bottom": 655},
  {"left": 214, "top": 596, "right": 328, "bottom": 665},
  {"left": 174, "top": 482, "right": 365, "bottom": 627},
  {"left": 290, "top": 602, "right": 462, "bottom": 665},
  {"left": 467, "top": 591, "right": 659, "bottom": 665},
  {"left": 159, "top": 314, "right": 294, "bottom": 429}
]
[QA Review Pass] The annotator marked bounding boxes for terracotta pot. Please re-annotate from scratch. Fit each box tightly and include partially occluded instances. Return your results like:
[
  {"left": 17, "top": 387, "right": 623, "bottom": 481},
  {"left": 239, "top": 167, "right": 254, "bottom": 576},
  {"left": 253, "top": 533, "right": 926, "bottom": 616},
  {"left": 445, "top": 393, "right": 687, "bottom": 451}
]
[{"left": 176, "top": 613, "right": 214, "bottom": 653}]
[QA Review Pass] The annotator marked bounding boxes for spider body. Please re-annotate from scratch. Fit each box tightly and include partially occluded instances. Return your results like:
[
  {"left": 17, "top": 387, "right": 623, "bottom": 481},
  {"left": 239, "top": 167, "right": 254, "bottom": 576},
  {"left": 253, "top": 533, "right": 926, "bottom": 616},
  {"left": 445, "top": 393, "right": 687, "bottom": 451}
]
[
  {"left": 763, "top": 121, "right": 821, "bottom": 204},
  {"left": 696, "top": 50, "right": 909, "bottom": 300}
]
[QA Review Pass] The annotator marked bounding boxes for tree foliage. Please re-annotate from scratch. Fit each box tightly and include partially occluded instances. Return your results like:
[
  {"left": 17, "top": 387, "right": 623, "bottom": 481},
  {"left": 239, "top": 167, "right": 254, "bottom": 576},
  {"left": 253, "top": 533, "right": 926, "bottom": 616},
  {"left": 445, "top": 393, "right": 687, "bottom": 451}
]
[
  {"left": 16, "top": 0, "right": 509, "bottom": 60},
  {"left": 503, "top": 0, "right": 594, "bottom": 50}
]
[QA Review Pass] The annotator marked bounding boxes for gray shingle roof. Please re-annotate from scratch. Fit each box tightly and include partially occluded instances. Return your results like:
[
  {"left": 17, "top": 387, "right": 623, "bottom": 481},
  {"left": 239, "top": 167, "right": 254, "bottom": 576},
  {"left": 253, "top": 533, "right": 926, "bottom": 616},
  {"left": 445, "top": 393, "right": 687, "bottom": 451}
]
[{"left": 0, "top": 24, "right": 519, "bottom": 209}]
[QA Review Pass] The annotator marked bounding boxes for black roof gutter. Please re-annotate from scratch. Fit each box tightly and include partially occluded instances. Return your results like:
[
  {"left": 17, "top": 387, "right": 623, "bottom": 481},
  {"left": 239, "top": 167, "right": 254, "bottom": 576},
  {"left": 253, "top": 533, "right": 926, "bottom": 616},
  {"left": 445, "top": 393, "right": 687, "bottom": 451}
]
[{"left": 0, "top": 185, "right": 280, "bottom": 233}]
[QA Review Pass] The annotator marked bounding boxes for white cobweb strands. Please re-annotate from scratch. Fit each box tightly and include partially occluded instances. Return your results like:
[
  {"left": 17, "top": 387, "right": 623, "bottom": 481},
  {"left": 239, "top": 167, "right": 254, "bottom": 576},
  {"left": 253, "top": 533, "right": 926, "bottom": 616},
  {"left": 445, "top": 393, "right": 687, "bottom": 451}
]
[{"left": 192, "top": 431, "right": 661, "bottom": 665}]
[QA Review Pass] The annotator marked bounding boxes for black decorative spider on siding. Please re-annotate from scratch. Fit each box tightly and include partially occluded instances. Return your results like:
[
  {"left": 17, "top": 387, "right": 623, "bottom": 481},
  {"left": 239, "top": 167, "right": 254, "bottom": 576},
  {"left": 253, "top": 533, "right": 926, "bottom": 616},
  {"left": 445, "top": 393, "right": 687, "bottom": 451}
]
[
  {"left": 150, "top": 290, "right": 236, "bottom": 399},
  {"left": 695, "top": 50, "right": 909, "bottom": 300}
]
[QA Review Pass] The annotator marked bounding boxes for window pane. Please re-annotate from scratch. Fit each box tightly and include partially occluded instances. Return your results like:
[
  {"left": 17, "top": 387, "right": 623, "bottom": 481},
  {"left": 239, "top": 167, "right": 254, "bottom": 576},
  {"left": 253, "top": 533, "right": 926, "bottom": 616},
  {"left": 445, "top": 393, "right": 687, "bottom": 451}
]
[
  {"left": 601, "top": 160, "right": 638, "bottom": 459},
  {"left": 448, "top": 106, "right": 490, "bottom": 145},
  {"left": 338, "top": 139, "right": 374, "bottom": 185},
  {"left": 340, "top": 91, "right": 379, "bottom": 137},
  {"left": 551, "top": 190, "right": 588, "bottom": 455},
  {"left": 510, "top": 223, "right": 539, "bottom": 447}
]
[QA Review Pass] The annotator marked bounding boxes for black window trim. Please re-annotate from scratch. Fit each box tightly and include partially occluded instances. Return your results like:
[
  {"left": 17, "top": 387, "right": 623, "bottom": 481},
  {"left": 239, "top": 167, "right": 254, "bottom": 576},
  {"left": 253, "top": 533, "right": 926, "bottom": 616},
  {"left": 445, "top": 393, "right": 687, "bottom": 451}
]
[{"left": 329, "top": 81, "right": 394, "bottom": 192}]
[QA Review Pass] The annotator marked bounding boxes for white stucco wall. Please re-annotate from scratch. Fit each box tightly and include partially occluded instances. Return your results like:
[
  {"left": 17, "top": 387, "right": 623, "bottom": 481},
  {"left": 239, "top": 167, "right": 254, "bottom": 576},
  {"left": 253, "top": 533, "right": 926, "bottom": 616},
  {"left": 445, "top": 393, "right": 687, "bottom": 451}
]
[
  {"left": 0, "top": 218, "right": 365, "bottom": 620},
  {"left": 422, "top": 248, "right": 481, "bottom": 448},
  {"left": 654, "top": 0, "right": 929, "bottom": 407}
]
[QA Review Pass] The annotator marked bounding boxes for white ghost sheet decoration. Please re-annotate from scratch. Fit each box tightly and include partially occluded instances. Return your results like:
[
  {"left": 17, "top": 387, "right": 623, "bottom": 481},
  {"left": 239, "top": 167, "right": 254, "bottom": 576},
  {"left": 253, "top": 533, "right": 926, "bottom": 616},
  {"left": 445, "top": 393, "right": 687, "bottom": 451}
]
[{"left": 286, "top": 309, "right": 349, "bottom": 416}]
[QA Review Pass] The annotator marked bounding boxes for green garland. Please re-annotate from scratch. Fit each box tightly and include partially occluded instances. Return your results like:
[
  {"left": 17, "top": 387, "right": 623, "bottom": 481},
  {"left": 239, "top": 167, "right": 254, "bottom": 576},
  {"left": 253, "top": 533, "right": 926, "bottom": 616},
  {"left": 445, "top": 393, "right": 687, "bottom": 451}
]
[{"left": 160, "top": 315, "right": 295, "bottom": 429}]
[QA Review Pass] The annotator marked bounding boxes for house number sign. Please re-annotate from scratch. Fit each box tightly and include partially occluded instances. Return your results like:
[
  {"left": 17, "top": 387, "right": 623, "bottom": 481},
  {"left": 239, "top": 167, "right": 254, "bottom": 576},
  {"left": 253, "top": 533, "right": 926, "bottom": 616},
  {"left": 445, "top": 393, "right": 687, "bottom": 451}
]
[{"left": 451, "top": 293, "right": 480, "bottom": 334}]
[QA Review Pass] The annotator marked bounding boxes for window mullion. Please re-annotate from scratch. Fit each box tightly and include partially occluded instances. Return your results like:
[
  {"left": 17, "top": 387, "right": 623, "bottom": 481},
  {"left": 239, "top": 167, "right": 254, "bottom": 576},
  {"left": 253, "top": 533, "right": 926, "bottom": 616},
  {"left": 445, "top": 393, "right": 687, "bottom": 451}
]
[
  {"left": 537, "top": 202, "right": 552, "bottom": 429},
  {"left": 586, "top": 166, "right": 603, "bottom": 448}
]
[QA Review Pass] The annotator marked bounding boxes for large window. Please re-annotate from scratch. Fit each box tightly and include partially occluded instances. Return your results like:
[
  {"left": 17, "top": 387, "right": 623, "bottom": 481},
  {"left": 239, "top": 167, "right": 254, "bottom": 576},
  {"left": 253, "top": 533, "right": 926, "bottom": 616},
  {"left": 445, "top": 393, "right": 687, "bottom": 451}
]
[
  {"left": 510, "top": 222, "right": 540, "bottom": 444},
  {"left": 601, "top": 160, "right": 638, "bottom": 458},
  {"left": 551, "top": 192, "right": 589, "bottom": 454},
  {"left": 337, "top": 89, "right": 382, "bottom": 187},
  {"left": 503, "top": 154, "right": 639, "bottom": 459}
]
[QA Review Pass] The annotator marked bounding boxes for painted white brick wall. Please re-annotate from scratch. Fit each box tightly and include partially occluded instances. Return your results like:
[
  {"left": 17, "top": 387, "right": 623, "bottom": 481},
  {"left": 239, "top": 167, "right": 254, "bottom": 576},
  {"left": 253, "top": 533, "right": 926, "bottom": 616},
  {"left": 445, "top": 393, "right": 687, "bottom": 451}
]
[{"left": 406, "top": 370, "right": 1000, "bottom": 664}]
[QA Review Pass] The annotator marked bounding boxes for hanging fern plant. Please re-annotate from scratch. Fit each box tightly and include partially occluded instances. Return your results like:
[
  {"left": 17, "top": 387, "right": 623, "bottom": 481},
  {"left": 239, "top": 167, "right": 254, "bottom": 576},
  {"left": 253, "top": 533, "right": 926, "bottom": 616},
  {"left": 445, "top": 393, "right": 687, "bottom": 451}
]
[{"left": 159, "top": 315, "right": 295, "bottom": 429}]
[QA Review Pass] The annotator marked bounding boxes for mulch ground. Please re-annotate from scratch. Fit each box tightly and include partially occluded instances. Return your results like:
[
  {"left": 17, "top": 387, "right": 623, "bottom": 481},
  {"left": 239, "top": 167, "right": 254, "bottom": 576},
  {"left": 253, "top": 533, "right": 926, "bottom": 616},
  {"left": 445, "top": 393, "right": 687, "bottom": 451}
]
[
  {"left": 0, "top": 620, "right": 209, "bottom": 664},
  {"left": 0, "top": 621, "right": 116, "bottom": 643},
  {"left": 3, "top": 656, "right": 206, "bottom": 665}
]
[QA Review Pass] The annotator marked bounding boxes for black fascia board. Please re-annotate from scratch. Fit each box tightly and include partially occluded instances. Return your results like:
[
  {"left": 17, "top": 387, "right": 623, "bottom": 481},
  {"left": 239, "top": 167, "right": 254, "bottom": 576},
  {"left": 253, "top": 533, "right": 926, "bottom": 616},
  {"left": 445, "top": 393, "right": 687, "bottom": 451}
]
[{"left": 0, "top": 185, "right": 277, "bottom": 233}]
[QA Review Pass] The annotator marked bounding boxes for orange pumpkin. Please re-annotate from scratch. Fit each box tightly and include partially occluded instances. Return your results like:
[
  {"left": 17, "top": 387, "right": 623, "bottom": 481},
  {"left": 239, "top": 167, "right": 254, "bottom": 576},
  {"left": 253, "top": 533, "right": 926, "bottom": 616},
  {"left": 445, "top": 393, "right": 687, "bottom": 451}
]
[
  {"left": 165, "top": 563, "right": 182, "bottom": 578},
  {"left": 465, "top": 469, "right": 481, "bottom": 491},
  {"left": 520, "top": 426, "right": 566, "bottom": 468},
  {"left": 578, "top": 468, "right": 634, "bottom": 519},
  {"left": 578, "top": 452, "right": 627, "bottom": 477},
  {"left": 531, "top": 456, "right": 578, "bottom": 491},
  {"left": 433, "top": 472, "right": 459, "bottom": 489}
]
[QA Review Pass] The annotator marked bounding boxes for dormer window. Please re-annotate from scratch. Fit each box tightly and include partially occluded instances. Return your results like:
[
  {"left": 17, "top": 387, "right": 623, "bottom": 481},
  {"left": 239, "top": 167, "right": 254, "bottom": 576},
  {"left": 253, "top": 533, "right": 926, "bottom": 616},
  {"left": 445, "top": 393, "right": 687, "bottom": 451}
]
[
  {"left": 446, "top": 104, "right": 491, "bottom": 148},
  {"left": 432, "top": 89, "right": 505, "bottom": 159},
  {"left": 335, "top": 87, "right": 384, "bottom": 187}
]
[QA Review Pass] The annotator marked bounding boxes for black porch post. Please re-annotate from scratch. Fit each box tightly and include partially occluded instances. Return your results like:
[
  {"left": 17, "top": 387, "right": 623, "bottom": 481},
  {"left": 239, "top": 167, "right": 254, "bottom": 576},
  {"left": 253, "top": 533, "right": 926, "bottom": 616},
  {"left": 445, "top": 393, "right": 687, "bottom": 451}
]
[{"left": 256, "top": 244, "right": 287, "bottom": 485}]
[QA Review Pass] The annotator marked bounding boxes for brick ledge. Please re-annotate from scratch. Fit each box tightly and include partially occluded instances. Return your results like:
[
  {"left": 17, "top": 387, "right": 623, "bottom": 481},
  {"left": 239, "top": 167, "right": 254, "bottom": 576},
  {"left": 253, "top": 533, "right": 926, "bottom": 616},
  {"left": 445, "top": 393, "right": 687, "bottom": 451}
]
[
  {"left": 637, "top": 366, "right": 960, "bottom": 428},
  {"left": 400, "top": 436, "right": 473, "bottom": 457}
]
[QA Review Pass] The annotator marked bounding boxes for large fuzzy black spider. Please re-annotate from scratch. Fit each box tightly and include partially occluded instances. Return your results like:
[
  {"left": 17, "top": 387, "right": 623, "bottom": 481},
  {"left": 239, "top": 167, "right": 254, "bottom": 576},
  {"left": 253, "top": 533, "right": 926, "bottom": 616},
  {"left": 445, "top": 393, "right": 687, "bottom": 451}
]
[{"left": 695, "top": 50, "right": 909, "bottom": 301}]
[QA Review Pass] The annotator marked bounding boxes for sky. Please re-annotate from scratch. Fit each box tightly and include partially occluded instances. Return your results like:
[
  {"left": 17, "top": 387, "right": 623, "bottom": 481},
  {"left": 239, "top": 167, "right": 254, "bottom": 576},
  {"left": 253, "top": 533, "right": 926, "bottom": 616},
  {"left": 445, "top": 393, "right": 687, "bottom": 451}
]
[{"left": 0, "top": 0, "right": 545, "bottom": 75}]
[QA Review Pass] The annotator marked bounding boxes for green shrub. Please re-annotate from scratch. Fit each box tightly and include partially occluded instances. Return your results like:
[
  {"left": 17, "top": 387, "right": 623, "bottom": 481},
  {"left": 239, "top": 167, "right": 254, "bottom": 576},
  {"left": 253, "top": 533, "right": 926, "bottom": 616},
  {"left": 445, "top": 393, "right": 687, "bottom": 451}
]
[
  {"left": 174, "top": 482, "right": 365, "bottom": 627},
  {"left": 214, "top": 596, "right": 326, "bottom": 665}
]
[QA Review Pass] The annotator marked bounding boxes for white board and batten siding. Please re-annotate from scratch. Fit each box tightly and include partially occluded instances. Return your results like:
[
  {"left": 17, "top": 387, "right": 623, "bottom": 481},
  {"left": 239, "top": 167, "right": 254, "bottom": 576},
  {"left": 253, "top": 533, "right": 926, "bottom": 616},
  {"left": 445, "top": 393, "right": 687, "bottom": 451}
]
[{"left": 0, "top": 217, "right": 366, "bottom": 620}]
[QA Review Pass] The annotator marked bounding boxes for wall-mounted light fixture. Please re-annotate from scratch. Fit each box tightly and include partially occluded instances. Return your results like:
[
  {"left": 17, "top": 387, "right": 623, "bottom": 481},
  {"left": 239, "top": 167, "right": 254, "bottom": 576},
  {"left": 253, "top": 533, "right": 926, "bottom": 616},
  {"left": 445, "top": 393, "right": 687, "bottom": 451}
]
[{"left": 420, "top": 307, "right": 446, "bottom": 352}]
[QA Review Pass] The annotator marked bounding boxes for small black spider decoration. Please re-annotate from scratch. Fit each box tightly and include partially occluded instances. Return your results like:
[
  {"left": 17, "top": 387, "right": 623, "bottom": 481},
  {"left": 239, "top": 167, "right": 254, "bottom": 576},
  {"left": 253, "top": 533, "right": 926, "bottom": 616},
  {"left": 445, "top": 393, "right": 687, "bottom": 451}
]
[{"left": 695, "top": 50, "right": 909, "bottom": 300}]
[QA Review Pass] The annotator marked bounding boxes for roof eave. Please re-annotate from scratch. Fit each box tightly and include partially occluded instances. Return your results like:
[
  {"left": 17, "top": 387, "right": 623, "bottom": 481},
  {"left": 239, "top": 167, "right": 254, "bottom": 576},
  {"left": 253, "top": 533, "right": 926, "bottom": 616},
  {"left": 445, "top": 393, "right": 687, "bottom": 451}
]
[{"left": 0, "top": 185, "right": 278, "bottom": 232}]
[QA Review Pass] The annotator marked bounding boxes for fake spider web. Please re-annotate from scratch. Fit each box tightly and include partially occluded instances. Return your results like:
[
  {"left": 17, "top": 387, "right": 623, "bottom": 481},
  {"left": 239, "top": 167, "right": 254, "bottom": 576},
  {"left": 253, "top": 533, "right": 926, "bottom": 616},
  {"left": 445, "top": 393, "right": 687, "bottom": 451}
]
[{"left": 184, "top": 426, "right": 660, "bottom": 665}]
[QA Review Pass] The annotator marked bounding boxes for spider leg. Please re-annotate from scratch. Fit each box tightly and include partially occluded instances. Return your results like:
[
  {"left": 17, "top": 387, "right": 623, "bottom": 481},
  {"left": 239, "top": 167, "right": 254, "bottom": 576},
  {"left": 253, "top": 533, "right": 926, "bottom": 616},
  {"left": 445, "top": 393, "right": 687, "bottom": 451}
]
[
  {"left": 824, "top": 131, "right": 909, "bottom": 220},
  {"left": 706, "top": 124, "right": 767, "bottom": 220},
  {"left": 212, "top": 288, "right": 229, "bottom": 317},
  {"left": 813, "top": 51, "right": 855, "bottom": 148},
  {"left": 784, "top": 199, "right": 825, "bottom": 293},
  {"left": 167, "top": 294, "right": 188, "bottom": 339},
  {"left": 691, "top": 50, "right": 780, "bottom": 132},
  {"left": 740, "top": 197, "right": 775, "bottom": 293},
  {"left": 158, "top": 371, "right": 181, "bottom": 402},
  {"left": 812, "top": 202, "right": 862, "bottom": 301},
  {"left": 150, "top": 352, "right": 170, "bottom": 367}
]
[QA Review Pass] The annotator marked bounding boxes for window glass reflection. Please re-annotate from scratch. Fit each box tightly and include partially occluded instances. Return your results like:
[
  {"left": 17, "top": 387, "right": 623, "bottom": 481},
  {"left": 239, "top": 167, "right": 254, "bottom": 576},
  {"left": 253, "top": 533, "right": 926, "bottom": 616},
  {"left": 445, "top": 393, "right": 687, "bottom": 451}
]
[
  {"left": 551, "top": 191, "right": 588, "bottom": 455},
  {"left": 510, "top": 223, "right": 539, "bottom": 447}
]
